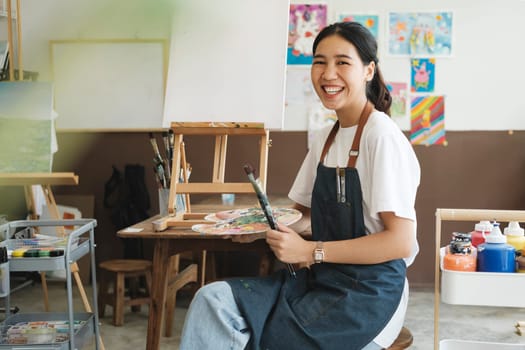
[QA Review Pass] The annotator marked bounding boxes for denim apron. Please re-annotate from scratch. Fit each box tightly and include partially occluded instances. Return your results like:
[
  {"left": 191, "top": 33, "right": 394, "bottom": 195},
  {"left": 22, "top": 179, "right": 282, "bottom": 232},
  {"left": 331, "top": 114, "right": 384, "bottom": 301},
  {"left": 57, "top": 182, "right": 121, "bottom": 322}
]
[{"left": 228, "top": 102, "right": 406, "bottom": 350}]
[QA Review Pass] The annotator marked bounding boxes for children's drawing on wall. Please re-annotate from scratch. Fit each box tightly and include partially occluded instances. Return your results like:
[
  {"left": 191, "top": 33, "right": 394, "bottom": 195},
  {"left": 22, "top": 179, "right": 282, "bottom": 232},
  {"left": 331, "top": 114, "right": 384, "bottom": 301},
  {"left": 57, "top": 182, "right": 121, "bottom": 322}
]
[
  {"left": 338, "top": 14, "right": 379, "bottom": 39},
  {"left": 285, "top": 67, "right": 316, "bottom": 105},
  {"left": 288, "top": 4, "right": 327, "bottom": 65},
  {"left": 387, "top": 82, "right": 408, "bottom": 118},
  {"left": 411, "top": 58, "right": 435, "bottom": 93},
  {"left": 388, "top": 12, "right": 453, "bottom": 56},
  {"left": 308, "top": 104, "right": 336, "bottom": 149},
  {"left": 410, "top": 95, "right": 446, "bottom": 146}
]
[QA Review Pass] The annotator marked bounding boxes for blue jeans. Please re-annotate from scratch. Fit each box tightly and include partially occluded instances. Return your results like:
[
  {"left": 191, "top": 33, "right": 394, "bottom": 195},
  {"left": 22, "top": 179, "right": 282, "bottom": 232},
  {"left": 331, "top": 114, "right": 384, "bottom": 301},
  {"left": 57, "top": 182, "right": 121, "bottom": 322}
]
[{"left": 180, "top": 281, "right": 382, "bottom": 350}]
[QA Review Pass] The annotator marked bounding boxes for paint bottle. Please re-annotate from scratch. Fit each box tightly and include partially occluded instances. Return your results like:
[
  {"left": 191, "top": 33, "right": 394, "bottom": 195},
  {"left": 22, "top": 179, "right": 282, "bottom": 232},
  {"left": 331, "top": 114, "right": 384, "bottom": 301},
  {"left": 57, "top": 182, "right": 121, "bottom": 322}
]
[
  {"left": 477, "top": 222, "right": 516, "bottom": 273},
  {"left": 443, "top": 232, "right": 476, "bottom": 271},
  {"left": 504, "top": 221, "right": 525, "bottom": 253},
  {"left": 516, "top": 251, "right": 525, "bottom": 273},
  {"left": 0, "top": 246, "right": 9, "bottom": 297},
  {"left": 470, "top": 220, "right": 492, "bottom": 248}
]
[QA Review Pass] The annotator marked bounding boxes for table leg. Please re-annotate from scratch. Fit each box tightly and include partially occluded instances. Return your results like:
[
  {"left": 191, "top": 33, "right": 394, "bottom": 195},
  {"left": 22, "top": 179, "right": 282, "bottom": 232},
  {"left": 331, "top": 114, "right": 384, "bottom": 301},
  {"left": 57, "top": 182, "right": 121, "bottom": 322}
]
[{"left": 147, "top": 239, "right": 170, "bottom": 350}]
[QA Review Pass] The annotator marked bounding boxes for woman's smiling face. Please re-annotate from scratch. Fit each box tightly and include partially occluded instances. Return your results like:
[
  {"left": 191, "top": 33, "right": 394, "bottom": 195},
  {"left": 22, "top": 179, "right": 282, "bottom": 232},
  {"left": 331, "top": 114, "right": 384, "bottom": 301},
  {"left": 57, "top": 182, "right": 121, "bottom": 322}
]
[{"left": 311, "top": 34, "right": 374, "bottom": 113}]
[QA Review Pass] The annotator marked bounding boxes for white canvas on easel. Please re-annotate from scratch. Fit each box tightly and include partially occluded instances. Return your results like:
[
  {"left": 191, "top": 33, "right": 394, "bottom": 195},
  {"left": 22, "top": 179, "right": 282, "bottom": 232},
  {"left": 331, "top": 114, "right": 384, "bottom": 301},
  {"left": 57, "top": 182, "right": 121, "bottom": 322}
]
[
  {"left": 0, "top": 82, "right": 56, "bottom": 173},
  {"left": 51, "top": 40, "right": 166, "bottom": 131},
  {"left": 163, "top": 0, "right": 289, "bottom": 130}
]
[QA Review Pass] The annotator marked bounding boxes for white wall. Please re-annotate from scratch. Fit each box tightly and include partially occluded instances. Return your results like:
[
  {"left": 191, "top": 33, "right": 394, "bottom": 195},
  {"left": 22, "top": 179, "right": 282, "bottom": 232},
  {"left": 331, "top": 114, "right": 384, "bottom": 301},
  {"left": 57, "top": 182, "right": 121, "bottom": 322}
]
[
  {"left": 2, "top": 0, "right": 524, "bottom": 130},
  {"left": 18, "top": 0, "right": 172, "bottom": 81},
  {"left": 287, "top": 0, "right": 525, "bottom": 131},
  {"left": 0, "top": 0, "right": 172, "bottom": 130}
]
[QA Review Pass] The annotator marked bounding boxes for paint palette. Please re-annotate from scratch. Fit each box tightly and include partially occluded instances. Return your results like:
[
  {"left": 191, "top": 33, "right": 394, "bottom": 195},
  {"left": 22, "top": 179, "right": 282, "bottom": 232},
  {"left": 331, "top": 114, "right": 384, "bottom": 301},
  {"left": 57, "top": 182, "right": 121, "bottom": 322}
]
[{"left": 193, "top": 207, "right": 302, "bottom": 235}]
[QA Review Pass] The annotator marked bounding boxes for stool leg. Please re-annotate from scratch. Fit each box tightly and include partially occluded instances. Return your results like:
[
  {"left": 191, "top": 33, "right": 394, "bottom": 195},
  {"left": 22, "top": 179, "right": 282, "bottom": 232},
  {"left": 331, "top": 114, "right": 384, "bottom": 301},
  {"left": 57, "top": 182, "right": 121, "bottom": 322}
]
[
  {"left": 130, "top": 276, "right": 141, "bottom": 313},
  {"left": 114, "top": 272, "right": 125, "bottom": 326},
  {"left": 145, "top": 269, "right": 152, "bottom": 295},
  {"left": 97, "top": 271, "right": 109, "bottom": 318}
]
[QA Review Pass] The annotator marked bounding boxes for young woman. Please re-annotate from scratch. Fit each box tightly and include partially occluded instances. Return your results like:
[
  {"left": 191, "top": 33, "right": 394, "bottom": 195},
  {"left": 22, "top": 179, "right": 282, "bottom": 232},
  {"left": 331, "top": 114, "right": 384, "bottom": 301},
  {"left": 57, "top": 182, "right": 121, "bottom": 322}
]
[{"left": 179, "top": 22, "right": 420, "bottom": 350}]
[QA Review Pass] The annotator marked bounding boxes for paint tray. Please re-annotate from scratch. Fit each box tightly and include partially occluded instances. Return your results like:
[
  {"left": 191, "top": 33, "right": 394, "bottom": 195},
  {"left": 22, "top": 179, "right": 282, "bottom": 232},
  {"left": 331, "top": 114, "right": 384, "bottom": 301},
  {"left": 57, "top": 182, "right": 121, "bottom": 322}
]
[{"left": 0, "top": 312, "right": 94, "bottom": 349}]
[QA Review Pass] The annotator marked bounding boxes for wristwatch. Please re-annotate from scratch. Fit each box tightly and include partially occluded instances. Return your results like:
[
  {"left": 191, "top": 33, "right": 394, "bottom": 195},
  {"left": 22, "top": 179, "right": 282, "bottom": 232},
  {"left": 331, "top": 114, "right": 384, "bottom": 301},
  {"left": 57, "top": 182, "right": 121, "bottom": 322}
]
[{"left": 313, "top": 241, "right": 324, "bottom": 264}]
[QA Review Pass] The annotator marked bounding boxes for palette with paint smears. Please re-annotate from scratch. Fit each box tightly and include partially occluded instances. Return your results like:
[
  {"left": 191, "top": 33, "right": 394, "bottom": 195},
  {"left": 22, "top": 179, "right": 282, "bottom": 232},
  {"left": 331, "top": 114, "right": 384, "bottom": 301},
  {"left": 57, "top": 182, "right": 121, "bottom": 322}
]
[{"left": 192, "top": 207, "right": 302, "bottom": 235}]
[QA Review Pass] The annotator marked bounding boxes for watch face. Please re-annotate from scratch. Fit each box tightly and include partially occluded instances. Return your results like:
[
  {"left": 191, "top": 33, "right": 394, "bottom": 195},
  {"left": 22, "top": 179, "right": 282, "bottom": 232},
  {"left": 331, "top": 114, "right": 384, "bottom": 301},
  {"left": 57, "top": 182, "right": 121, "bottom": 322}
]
[{"left": 314, "top": 249, "right": 324, "bottom": 262}]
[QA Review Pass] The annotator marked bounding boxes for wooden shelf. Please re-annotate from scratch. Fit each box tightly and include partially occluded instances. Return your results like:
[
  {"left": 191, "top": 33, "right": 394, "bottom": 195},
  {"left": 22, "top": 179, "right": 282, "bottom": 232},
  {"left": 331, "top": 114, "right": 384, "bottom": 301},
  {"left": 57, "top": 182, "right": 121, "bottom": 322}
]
[{"left": 0, "top": 172, "right": 78, "bottom": 186}]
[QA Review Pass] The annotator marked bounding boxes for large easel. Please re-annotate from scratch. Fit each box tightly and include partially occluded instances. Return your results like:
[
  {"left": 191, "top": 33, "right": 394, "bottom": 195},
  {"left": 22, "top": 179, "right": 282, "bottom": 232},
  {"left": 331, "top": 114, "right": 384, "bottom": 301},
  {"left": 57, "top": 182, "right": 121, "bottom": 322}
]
[
  {"left": 153, "top": 121, "right": 270, "bottom": 231},
  {"left": 151, "top": 122, "right": 270, "bottom": 336},
  {"left": 4, "top": 0, "right": 22, "bottom": 81},
  {"left": 0, "top": 172, "right": 105, "bottom": 349}
]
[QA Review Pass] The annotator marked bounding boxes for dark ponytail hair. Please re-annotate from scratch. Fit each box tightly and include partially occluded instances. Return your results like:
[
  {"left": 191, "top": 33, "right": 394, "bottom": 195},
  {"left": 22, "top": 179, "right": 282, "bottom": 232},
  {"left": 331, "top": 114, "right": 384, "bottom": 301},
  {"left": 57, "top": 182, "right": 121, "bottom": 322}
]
[{"left": 312, "top": 22, "right": 392, "bottom": 115}]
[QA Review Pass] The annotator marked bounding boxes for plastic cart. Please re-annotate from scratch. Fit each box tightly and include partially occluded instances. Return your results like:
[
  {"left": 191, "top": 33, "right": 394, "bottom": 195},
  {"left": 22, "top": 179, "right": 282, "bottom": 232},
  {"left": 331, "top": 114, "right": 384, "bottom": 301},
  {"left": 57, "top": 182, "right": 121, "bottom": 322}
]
[{"left": 434, "top": 209, "right": 525, "bottom": 349}]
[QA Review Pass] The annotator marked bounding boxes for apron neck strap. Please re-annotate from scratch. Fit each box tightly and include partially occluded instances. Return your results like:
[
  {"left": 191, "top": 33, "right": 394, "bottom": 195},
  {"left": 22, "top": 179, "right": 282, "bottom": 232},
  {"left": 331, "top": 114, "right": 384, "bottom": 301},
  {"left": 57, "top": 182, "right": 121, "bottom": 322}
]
[{"left": 319, "top": 101, "right": 374, "bottom": 168}]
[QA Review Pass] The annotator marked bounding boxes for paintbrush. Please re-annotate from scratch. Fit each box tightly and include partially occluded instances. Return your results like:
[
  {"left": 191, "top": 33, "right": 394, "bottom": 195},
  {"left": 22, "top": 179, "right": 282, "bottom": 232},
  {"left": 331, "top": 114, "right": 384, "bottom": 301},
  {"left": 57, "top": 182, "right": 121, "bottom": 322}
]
[
  {"left": 162, "top": 131, "right": 172, "bottom": 181},
  {"left": 149, "top": 133, "right": 164, "bottom": 164},
  {"left": 149, "top": 132, "right": 169, "bottom": 185},
  {"left": 243, "top": 163, "right": 296, "bottom": 278},
  {"left": 168, "top": 129, "right": 174, "bottom": 166}
]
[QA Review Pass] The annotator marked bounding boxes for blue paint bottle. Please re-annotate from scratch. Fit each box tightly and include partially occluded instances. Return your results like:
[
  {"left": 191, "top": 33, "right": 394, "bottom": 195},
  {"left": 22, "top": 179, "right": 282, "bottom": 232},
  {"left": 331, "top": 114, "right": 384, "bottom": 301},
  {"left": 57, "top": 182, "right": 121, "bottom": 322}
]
[{"left": 477, "top": 222, "right": 516, "bottom": 273}]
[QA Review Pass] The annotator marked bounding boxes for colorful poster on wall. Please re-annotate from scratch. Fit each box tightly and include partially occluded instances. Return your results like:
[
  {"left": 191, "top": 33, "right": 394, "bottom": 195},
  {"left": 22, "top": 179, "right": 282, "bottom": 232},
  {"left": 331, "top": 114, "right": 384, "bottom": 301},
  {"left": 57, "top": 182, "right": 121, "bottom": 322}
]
[
  {"left": 387, "top": 82, "right": 408, "bottom": 118},
  {"left": 411, "top": 58, "right": 435, "bottom": 92},
  {"left": 338, "top": 14, "right": 379, "bottom": 39},
  {"left": 410, "top": 95, "right": 446, "bottom": 145},
  {"left": 288, "top": 4, "right": 327, "bottom": 65},
  {"left": 388, "top": 12, "right": 453, "bottom": 56}
]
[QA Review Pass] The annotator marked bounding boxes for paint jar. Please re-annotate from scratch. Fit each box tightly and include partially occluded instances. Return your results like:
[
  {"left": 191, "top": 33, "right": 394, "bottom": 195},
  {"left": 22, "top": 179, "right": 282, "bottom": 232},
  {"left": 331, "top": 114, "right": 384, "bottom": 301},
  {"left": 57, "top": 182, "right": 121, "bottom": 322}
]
[
  {"left": 221, "top": 193, "right": 235, "bottom": 206},
  {"left": 158, "top": 188, "right": 170, "bottom": 217},
  {"left": 158, "top": 189, "right": 186, "bottom": 216},
  {"left": 443, "top": 232, "right": 476, "bottom": 271},
  {"left": 504, "top": 221, "right": 525, "bottom": 253},
  {"left": 477, "top": 222, "right": 516, "bottom": 273},
  {"left": 470, "top": 220, "right": 492, "bottom": 248}
]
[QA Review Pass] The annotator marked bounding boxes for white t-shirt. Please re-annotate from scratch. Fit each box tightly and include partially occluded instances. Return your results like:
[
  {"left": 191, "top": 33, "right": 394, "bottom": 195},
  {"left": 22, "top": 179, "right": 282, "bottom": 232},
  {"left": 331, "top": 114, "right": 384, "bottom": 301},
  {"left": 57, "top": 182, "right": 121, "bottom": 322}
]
[{"left": 288, "top": 110, "right": 420, "bottom": 348}]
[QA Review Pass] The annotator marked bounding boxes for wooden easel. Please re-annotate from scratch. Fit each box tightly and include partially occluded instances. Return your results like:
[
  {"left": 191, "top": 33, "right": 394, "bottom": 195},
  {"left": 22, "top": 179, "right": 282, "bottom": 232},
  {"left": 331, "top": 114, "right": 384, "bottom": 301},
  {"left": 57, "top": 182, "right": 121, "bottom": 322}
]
[
  {"left": 151, "top": 122, "right": 270, "bottom": 336},
  {"left": 152, "top": 121, "right": 270, "bottom": 231},
  {"left": 5, "top": 0, "right": 22, "bottom": 81}
]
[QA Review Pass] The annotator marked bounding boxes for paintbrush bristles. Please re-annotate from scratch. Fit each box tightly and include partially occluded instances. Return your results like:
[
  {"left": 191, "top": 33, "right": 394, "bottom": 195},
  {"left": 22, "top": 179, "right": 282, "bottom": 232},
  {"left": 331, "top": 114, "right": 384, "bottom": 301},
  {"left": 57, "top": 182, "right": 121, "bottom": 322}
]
[{"left": 243, "top": 163, "right": 255, "bottom": 175}]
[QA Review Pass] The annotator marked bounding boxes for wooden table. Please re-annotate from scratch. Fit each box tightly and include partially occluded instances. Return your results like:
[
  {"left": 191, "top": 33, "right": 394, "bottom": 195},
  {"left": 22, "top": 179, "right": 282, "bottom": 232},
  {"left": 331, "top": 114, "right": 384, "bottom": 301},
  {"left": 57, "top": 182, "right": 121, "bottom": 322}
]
[{"left": 117, "top": 213, "right": 272, "bottom": 350}]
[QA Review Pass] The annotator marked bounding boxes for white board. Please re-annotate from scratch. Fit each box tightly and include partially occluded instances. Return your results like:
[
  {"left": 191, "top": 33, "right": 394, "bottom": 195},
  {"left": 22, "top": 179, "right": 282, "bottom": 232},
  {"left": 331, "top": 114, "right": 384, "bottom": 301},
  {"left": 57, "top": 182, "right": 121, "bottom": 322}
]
[
  {"left": 51, "top": 40, "right": 166, "bottom": 131},
  {"left": 163, "top": 0, "right": 289, "bottom": 130}
]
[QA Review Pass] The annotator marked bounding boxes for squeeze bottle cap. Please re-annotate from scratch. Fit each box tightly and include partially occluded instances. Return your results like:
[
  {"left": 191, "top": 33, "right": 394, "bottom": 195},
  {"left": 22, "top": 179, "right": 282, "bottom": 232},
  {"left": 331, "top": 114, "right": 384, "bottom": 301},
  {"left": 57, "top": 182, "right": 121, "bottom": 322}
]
[
  {"left": 504, "top": 221, "right": 525, "bottom": 236},
  {"left": 484, "top": 222, "right": 507, "bottom": 244},
  {"left": 475, "top": 220, "right": 493, "bottom": 232}
]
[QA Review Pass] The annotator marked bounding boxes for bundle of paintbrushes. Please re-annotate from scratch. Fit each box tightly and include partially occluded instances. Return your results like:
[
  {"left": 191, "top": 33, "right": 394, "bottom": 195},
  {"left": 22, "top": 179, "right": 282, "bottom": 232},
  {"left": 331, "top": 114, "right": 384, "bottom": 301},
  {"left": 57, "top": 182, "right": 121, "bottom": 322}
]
[
  {"left": 149, "top": 131, "right": 192, "bottom": 189},
  {"left": 149, "top": 131, "right": 172, "bottom": 189}
]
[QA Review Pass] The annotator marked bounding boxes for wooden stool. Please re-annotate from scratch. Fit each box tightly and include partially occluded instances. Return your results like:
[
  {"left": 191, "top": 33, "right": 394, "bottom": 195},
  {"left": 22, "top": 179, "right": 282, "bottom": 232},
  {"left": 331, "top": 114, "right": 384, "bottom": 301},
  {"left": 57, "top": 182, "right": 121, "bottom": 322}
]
[
  {"left": 98, "top": 259, "right": 152, "bottom": 326},
  {"left": 386, "top": 327, "right": 413, "bottom": 349}
]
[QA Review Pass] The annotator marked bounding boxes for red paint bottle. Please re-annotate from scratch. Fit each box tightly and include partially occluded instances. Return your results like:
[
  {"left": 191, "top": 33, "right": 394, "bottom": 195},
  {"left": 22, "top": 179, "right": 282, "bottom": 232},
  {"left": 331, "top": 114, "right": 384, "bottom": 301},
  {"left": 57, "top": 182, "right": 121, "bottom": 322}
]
[{"left": 470, "top": 220, "right": 492, "bottom": 248}]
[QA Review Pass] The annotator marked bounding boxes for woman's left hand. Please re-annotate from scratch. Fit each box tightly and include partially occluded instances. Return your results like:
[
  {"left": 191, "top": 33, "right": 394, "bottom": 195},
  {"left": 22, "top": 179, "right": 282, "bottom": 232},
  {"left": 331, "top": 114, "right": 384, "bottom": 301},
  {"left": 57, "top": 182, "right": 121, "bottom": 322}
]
[{"left": 266, "top": 224, "right": 312, "bottom": 264}]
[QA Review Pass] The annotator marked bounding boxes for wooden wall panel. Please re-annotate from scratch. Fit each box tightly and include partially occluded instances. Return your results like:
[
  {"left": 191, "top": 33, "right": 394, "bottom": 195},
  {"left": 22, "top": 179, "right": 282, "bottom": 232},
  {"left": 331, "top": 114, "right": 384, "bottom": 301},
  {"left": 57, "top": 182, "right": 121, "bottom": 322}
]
[{"left": 1, "top": 130, "right": 519, "bottom": 285}]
